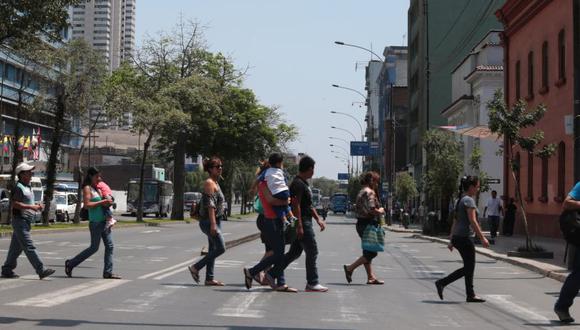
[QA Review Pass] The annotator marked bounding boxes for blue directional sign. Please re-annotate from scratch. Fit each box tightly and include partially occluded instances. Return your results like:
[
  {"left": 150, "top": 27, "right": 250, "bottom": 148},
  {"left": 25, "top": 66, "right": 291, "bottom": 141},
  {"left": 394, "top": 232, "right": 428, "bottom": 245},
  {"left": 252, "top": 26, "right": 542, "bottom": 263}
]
[
  {"left": 337, "top": 173, "right": 350, "bottom": 180},
  {"left": 350, "top": 141, "right": 370, "bottom": 156},
  {"left": 370, "top": 145, "right": 380, "bottom": 156}
]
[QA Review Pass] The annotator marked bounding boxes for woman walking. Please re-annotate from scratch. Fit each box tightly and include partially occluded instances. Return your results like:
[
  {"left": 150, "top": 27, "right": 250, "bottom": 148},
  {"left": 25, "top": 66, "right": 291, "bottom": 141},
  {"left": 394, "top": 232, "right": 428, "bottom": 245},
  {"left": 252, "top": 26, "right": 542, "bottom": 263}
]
[
  {"left": 435, "top": 176, "right": 489, "bottom": 303},
  {"left": 65, "top": 167, "right": 120, "bottom": 279},
  {"left": 252, "top": 161, "right": 273, "bottom": 285},
  {"left": 188, "top": 157, "right": 227, "bottom": 286},
  {"left": 343, "top": 171, "right": 385, "bottom": 285}
]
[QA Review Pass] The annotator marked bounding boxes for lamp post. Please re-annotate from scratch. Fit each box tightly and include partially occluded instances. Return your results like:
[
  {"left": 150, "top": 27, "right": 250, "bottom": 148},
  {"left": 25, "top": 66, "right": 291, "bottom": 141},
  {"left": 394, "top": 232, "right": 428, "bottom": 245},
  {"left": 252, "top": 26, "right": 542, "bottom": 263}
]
[
  {"left": 333, "top": 155, "right": 350, "bottom": 176},
  {"left": 330, "top": 136, "right": 354, "bottom": 176},
  {"left": 331, "top": 125, "right": 359, "bottom": 174},
  {"left": 331, "top": 84, "right": 367, "bottom": 101},
  {"left": 334, "top": 41, "right": 385, "bottom": 62},
  {"left": 330, "top": 111, "right": 364, "bottom": 140}
]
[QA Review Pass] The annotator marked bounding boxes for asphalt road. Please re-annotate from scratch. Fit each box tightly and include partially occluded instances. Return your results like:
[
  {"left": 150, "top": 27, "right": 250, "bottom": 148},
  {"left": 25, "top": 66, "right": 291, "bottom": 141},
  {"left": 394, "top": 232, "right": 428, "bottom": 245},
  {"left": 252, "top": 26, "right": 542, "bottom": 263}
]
[{"left": 0, "top": 214, "right": 576, "bottom": 329}]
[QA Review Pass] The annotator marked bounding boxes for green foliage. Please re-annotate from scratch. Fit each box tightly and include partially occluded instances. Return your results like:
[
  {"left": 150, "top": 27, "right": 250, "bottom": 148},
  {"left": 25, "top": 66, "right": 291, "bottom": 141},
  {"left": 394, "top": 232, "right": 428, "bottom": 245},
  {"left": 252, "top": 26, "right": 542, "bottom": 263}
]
[
  {"left": 395, "top": 172, "right": 418, "bottom": 206},
  {"left": 423, "top": 129, "right": 463, "bottom": 201},
  {"left": 311, "top": 177, "right": 341, "bottom": 197},
  {"left": 347, "top": 175, "right": 362, "bottom": 204},
  {"left": 469, "top": 146, "right": 491, "bottom": 194},
  {"left": 185, "top": 168, "right": 207, "bottom": 192},
  {"left": 0, "top": 0, "right": 81, "bottom": 46}
]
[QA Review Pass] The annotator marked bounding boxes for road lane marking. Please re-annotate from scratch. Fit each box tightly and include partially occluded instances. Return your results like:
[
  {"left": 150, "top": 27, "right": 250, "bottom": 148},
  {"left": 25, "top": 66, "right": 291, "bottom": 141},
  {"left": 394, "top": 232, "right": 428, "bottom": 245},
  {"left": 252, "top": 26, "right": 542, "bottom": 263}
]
[
  {"left": 141, "top": 230, "right": 160, "bottom": 233},
  {"left": 214, "top": 292, "right": 265, "bottom": 318},
  {"left": 0, "top": 279, "right": 31, "bottom": 292},
  {"left": 321, "top": 289, "right": 366, "bottom": 324},
  {"left": 6, "top": 279, "right": 129, "bottom": 307},
  {"left": 485, "top": 295, "right": 551, "bottom": 324},
  {"left": 107, "top": 286, "right": 179, "bottom": 312},
  {"left": 138, "top": 259, "right": 195, "bottom": 279}
]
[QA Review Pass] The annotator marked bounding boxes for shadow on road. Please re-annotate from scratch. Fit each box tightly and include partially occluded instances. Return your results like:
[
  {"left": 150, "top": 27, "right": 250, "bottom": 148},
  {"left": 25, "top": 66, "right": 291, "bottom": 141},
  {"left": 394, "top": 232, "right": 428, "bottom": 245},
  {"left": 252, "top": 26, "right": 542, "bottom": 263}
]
[{"left": 421, "top": 300, "right": 462, "bottom": 305}]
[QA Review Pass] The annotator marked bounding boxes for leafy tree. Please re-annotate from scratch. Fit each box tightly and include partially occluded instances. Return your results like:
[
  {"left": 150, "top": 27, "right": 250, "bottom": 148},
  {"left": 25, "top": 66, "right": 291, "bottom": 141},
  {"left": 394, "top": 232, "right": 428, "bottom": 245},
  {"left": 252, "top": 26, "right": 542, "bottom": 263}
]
[
  {"left": 468, "top": 145, "right": 491, "bottom": 205},
  {"left": 185, "top": 168, "right": 207, "bottom": 192},
  {"left": 487, "top": 90, "right": 555, "bottom": 250},
  {"left": 395, "top": 172, "right": 418, "bottom": 208},
  {"left": 347, "top": 175, "right": 362, "bottom": 205},
  {"left": 311, "top": 177, "right": 340, "bottom": 197},
  {"left": 0, "top": 0, "right": 80, "bottom": 46},
  {"left": 423, "top": 129, "right": 463, "bottom": 225}
]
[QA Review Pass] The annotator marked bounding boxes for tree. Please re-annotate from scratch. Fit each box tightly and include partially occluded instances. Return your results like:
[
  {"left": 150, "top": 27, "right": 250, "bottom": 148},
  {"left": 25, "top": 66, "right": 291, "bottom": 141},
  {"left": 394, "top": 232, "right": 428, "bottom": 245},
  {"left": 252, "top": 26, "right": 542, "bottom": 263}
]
[
  {"left": 185, "top": 168, "right": 206, "bottom": 192},
  {"left": 468, "top": 145, "right": 491, "bottom": 205},
  {"left": 0, "top": 0, "right": 80, "bottom": 46},
  {"left": 233, "top": 162, "right": 258, "bottom": 215},
  {"left": 347, "top": 175, "right": 362, "bottom": 205},
  {"left": 487, "top": 90, "right": 555, "bottom": 250},
  {"left": 395, "top": 172, "right": 418, "bottom": 208},
  {"left": 311, "top": 177, "right": 340, "bottom": 197},
  {"left": 423, "top": 129, "right": 463, "bottom": 226}
]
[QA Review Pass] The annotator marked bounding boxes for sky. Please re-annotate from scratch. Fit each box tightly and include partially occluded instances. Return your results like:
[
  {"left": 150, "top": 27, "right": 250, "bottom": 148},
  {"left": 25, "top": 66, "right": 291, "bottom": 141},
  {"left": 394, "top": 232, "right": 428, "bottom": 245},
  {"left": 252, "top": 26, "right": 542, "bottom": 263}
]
[{"left": 136, "top": 1, "right": 408, "bottom": 179}]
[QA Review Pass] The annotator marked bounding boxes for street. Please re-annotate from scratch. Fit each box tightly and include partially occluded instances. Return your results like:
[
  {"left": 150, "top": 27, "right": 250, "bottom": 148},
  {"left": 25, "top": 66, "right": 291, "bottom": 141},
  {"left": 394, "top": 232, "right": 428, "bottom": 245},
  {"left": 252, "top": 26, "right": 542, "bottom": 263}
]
[{"left": 0, "top": 214, "right": 574, "bottom": 329}]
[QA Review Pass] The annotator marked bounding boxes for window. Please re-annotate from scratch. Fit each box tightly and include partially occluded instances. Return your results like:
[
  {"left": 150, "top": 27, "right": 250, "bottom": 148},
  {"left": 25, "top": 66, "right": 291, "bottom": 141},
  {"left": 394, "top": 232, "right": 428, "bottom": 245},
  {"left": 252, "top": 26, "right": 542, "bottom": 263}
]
[
  {"left": 527, "top": 51, "right": 534, "bottom": 99},
  {"left": 558, "top": 29, "right": 566, "bottom": 84},
  {"left": 515, "top": 61, "right": 521, "bottom": 100},
  {"left": 540, "top": 155, "right": 548, "bottom": 203},
  {"left": 527, "top": 152, "right": 534, "bottom": 201},
  {"left": 541, "top": 41, "right": 549, "bottom": 93},
  {"left": 557, "top": 141, "right": 566, "bottom": 202}
]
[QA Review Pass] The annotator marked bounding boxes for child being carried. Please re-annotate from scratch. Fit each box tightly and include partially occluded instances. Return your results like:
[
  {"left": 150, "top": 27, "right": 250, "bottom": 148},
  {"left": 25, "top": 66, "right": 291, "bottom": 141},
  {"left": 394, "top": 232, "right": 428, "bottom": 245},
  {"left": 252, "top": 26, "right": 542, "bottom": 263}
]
[
  {"left": 261, "top": 153, "right": 297, "bottom": 224},
  {"left": 96, "top": 181, "right": 117, "bottom": 229}
]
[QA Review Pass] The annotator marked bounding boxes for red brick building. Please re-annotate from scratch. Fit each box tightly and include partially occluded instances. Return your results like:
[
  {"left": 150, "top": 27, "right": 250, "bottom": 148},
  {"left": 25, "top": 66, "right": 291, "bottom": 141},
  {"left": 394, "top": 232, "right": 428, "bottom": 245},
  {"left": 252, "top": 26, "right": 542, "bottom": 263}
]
[{"left": 497, "top": 0, "right": 576, "bottom": 237}]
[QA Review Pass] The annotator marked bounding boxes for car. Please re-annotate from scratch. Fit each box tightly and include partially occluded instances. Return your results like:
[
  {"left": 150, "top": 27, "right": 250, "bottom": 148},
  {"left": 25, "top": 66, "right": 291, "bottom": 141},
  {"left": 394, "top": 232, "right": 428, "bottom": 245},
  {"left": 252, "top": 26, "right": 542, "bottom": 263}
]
[
  {"left": 0, "top": 188, "right": 9, "bottom": 225},
  {"left": 32, "top": 189, "right": 57, "bottom": 223},
  {"left": 54, "top": 192, "right": 80, "bottom": 222},
  {"left": 184, "top": 192, "right": 202, "bottom": 212}
]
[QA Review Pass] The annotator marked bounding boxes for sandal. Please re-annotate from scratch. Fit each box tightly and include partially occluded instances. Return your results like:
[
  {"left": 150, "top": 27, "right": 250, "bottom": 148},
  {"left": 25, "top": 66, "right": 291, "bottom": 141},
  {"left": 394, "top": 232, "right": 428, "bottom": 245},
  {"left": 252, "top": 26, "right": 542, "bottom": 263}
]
[
  {"left": 243, "top": 268, "right": 253, "bottom": 290},
  {"left": 188, "top": 265, "right": 200, "bottom": 284},
  {"left": 253, "top": 272, "right": 265, "bottom": 285},
  {"left": 205, "top": 280, "right": 225, "bottom": 286},
  {"left": 367, "top": 278, "right": 384, "bottom": 285},
  {"left": 275, "top": 285, "right": 298, "bottom": 293},
  {"left": 343, "top": 265, "right": 353, "bottom": 284}
]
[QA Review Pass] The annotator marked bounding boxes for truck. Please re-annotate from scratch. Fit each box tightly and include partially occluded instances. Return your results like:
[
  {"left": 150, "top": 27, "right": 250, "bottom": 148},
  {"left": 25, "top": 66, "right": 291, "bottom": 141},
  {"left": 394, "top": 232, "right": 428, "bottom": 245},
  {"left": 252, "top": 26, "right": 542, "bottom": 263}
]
[{"left": 330, "top": 193, "right": 348, "bottom": 214}]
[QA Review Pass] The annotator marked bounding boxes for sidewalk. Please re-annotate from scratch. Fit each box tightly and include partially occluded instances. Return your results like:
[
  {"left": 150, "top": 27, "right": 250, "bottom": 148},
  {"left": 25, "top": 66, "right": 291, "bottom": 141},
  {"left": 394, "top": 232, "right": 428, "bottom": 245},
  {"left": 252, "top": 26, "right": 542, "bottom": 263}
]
[{"left": 386, "top": 223, "right": 571, "bottom": 282}]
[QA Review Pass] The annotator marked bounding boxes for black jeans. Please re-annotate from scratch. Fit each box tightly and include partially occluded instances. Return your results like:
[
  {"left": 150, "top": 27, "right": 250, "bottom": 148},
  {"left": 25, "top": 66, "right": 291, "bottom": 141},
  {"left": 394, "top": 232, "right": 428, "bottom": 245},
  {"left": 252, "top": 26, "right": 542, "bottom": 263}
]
[
  {"left": 356, "top": 218, "right": 378, "bottom": 263},
  {"left": 282, "top": 219, "right": 319, "bottom": 285},
  {"left": 556, "top": 245, "right": 580, "bottom": 310},
  {"left": 438, "top": 236, "right": 476, "bottom": 298},
  {"left": 249, "top": 217, "right": 286, "bottom": 286},
  {"left": 488, "top": 216, "right": 500, "bottom": 238}
]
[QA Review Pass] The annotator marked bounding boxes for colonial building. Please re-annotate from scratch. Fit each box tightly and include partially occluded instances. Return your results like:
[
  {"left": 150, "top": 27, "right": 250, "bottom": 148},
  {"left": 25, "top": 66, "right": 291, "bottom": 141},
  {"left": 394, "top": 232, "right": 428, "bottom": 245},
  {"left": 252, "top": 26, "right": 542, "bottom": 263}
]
[{"left": 497, "top": 0, "right": 576, "bottom": 237}]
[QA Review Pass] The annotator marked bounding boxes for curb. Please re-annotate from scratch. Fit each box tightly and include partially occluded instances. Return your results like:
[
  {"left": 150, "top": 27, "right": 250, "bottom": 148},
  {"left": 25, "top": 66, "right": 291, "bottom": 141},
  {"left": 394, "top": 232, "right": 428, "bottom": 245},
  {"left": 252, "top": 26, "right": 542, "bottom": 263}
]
[
  {"left": 225, "top": 233, "right": 261, "bottom": 249},
  {"left": 406, "top": 233, "right": 569, "bottom": 283}
]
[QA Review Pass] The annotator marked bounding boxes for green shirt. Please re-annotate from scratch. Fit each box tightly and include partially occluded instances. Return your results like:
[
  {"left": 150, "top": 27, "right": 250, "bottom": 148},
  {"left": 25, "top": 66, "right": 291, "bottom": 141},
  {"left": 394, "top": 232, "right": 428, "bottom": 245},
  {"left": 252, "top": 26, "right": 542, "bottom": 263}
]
[{"left": 88, "top": 187, "right": 105, "bottom": 222}]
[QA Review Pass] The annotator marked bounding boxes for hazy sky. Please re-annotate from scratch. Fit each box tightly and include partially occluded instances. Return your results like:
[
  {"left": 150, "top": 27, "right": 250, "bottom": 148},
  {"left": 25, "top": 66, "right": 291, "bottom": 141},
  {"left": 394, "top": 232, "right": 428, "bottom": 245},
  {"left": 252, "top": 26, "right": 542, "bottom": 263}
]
[{"left": 136, "top": 1, "right": 408, "bottom": 179}]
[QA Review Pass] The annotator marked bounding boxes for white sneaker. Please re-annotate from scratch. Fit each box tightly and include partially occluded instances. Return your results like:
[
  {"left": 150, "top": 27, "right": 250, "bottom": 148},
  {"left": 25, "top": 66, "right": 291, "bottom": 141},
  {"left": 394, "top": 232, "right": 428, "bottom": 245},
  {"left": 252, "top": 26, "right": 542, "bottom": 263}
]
[{"left": 305, "top": 284, "right": 328, "bottom": 292}]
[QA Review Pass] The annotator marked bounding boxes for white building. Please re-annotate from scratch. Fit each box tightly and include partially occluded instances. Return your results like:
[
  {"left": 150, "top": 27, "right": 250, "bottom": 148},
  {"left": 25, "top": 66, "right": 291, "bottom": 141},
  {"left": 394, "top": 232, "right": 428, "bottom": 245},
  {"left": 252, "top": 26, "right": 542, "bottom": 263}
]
[{"left": 441, "top": 30, "right": 504, "bottom": 209}]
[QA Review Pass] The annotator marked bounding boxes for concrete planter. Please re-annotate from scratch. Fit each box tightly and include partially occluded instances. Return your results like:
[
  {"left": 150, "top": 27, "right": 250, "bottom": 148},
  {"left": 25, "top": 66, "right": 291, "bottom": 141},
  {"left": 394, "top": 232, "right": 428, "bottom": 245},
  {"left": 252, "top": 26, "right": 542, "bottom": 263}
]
[{"left": 507, "top": 250, "right": 554, "bottom": 259}]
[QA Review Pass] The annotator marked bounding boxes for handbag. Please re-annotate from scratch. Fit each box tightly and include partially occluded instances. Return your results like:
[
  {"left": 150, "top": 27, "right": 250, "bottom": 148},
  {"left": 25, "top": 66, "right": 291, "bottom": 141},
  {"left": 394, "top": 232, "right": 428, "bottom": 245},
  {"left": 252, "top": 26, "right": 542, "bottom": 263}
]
[
  {"left": 253, "top": 195, "right": 263, "bottom": 214},
  {"left": 361, "top": 224, "right": 385, "bottom": 252}
]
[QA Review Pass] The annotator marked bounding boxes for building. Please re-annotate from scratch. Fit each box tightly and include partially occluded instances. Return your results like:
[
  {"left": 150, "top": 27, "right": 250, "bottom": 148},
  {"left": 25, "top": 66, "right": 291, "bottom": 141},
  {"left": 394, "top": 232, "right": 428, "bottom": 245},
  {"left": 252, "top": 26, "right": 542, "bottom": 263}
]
[
  {"left": 71, "top": 0, "right": 136, "bottom": 128},
  {"left": 441, "top": 31, "right": 504, "bottom": 210},
  {"left": 497, "top": 0, "right": 576, "bottom": 237},
  {"left": 363, "top": 60, "right": 382, "bottom": 171},
  {"left": 407, "top": 0, "right": 505, "bottom": 196},
  {"left": 377, "top": 46, "right": 408, "bottom": 205}
]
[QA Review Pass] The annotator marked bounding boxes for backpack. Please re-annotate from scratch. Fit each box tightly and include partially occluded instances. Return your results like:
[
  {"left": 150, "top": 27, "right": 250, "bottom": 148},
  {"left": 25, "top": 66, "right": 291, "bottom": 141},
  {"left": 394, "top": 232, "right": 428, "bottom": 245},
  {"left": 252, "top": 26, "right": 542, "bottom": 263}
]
[{"left": 559, "top": 210, "right": 580, "bottom": 246}]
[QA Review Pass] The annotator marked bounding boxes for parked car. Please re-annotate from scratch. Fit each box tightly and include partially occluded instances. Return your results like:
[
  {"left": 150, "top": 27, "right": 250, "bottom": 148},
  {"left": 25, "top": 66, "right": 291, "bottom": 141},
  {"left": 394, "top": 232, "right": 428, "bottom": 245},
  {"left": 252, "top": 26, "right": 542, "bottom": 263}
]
[
  {"left": 0, "top": 188, "right": 9, "bottom": 225},
  {"left": 55, "top": 192, "right": 79, "bottom": 222},
  {"left": 184, "top": 192, "right": 202, "bottom": 212},
  {"left": 32, "top": 189, "right": 57, "bottom": 223}
]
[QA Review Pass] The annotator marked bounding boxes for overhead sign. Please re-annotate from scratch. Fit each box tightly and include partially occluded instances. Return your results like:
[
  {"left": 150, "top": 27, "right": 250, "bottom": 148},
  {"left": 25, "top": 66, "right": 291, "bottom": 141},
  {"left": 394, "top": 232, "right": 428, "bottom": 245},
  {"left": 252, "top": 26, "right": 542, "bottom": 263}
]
[
  {"left": 337, "top": 173, "right": 350, "bottom": 180},
  {"left": 370, "top": 146, "right": 380, "bottom": 156},
  {"left": 350, "top": 141, "right": 370, "bottom": 156}
]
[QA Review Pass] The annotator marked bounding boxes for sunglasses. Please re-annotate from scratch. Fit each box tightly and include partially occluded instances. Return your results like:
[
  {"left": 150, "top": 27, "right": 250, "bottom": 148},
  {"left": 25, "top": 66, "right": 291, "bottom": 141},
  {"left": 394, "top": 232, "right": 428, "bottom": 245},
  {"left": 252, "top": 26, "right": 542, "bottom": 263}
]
[{"left": 211, "top": 165, "right": 223, "bottom": 169}]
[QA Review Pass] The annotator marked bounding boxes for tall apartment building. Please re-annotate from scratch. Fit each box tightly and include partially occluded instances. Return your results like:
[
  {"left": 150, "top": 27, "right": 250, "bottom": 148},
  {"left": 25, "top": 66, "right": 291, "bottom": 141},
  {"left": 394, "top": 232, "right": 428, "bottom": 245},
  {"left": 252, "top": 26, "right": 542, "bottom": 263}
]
[{"left": 71, "top": 0, "right": 136, "bottom": 128}]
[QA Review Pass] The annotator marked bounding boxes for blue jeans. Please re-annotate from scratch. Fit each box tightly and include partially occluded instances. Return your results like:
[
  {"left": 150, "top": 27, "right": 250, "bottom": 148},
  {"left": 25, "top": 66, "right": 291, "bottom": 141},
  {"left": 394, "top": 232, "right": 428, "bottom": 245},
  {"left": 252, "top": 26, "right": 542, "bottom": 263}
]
[
  {"left": 556, "top": 246, "right": 580, "bottom": 310},
  {"left": 282, "top": 218, "right": 319, "bottom": 285},
  {"left": 194, "top": 219, "right": 225, "bottom": 281},
  {"left": 2, "top": 218, "right": 44, "bottom": 275},
  {"left": 69, "top": 221, "right": 114, "bottom": 275},
  {"left": 249, "top": 217, "right": 286, "bottom": 286}
]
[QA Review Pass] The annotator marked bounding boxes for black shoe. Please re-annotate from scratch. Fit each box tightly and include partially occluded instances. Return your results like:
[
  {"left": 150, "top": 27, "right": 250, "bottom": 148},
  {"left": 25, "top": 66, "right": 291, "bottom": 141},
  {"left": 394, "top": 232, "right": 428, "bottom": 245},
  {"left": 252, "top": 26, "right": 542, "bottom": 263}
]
[
  {"left": 466, "top": 295, "right": 486, "bottom": 303},
  {"left": 64, "top": 260, "right": 72, "bottom": 278},
  {"left": 0, "top": 272, "right": 19, "bottom": 279},
  {"left": 39, "top": 268, "right": 55, "bottom": 280},
  {"left": 435, "top": 280, "right": 444, "bottom": 300},
  {"left": 555, "top": 308, "right": 575, "bottom": 323},
  {"left": 103, "top": 273, "right": 122, "bottom": 279}
]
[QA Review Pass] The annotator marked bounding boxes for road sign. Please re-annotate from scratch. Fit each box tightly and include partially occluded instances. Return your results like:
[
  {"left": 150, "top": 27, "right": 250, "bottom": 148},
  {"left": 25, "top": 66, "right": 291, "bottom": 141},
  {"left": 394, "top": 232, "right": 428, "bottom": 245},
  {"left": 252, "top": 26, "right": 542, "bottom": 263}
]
[
  {"left": 350, "top": 141, "right": 370, "bottom": 156},
  {"left": 370, "top": 145, "right": 380, "bottom": 156},
  {"left": 486, "top": 178, "right": 501, "bottom": 184},
  {"left": 338, "top": 173, "right": 350, "bottom": 180}
]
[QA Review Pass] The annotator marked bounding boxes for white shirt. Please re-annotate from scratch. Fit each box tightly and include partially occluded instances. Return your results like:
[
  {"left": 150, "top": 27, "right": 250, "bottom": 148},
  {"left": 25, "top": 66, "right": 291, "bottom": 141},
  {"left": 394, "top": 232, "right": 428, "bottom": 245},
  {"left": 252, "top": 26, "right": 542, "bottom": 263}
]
[
  {"left": 264, "top": 168, "right": 288, "bottom": 195},
  {"left": 486, "top": 197, "right": 502, "bottom": 217}
]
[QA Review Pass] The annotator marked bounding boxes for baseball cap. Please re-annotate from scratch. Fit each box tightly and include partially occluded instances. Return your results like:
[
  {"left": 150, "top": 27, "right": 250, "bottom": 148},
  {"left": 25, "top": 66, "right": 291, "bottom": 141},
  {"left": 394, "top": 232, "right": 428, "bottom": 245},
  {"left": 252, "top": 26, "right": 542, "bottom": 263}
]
[{"left": 15, "top": 162, "right": 35, "bottom": 175}]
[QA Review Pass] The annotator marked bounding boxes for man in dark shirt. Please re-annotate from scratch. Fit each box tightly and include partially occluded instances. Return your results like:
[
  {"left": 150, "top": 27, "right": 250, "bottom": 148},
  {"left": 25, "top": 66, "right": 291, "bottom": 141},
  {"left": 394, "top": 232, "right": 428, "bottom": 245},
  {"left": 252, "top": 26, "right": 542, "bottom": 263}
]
[
  {"left": 1, "top": 162, "right": 54, "bottom": 279},
  {"left": 281, "top": 156, "right": 327, "bottom": 292}
]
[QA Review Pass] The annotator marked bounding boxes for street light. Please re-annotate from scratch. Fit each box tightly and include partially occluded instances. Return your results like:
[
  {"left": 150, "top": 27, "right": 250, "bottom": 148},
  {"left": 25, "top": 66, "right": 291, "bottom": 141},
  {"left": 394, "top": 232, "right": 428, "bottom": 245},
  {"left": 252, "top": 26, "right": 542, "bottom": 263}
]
[
  {"left": 328, "top": 136, "right": 349, "bottom": 144},
  {"left": 330, "top": 110, "right": 364, "bottom": 140},
  {"left": 330, "top": 143, "right": 349, "bottom": 155},
  {"left": 330, "top": 125, "right": 356, "bottom": 141},
  {"left": 334, "top": 41, "right": 385, "bottom": 62},
  {"left": 331, "top": 84, "right": 367, "bottom": 100}
]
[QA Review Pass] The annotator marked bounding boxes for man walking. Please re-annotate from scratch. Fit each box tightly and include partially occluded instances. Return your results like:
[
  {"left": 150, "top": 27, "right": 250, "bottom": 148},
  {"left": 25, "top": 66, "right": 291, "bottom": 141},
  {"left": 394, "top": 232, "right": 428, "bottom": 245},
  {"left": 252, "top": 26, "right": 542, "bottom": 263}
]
[
  {"left": 1, "top": 162, "right": 55, "bottom": 279},
  {"left": 555, "top": 181, "right": 580, "bottom": 323},
  {"left": 281, "top": 156, "right": 328, "bottom": 292},
  {"left": 483, "top": 190, "right": 503, "bottom": 238}
]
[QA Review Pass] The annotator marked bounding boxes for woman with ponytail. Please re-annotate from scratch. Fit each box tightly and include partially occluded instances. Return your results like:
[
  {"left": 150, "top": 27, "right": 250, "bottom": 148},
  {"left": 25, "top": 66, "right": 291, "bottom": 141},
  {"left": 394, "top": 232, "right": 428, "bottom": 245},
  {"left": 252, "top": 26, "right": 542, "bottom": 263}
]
[{"left": 435, "top": 176, "right": 489, "bottom": 303}]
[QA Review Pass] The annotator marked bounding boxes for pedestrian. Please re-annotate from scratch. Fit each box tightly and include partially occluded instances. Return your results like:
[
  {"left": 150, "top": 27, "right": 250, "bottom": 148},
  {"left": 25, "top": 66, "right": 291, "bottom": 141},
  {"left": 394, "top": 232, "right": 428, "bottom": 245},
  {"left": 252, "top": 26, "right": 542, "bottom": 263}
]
[
  {"left": 251, "top": 160, "right": 273, "bottom": 285},
  {"left": 281, "top": 156, "right": 328, "bottom": 292},
  {"left": 343, "top": 171, "right": 385, "bottom": 285},
  {"left": 243, "top": 159, "right": 297, "bottom": 292},
  {"left": 483, "top": 190, "right": 503, "bottom": 238},
  {"left": 435, "top": 175, "right": 489, "bottom": 303},
  {"left": 260, "top": 153, "right": 298, "bottom": 225},
  {"left": 1, "top": 162, "right": 55, "bottom": 279},
  {"left": 188, "top": 157, "right": 227, "bottom": 286},
  {"left": 502, "top": 198, "right": 517, "bottom": 236},
  {"left": 65, "top": 167, "right": 120, "bottom": 279},
  {"left": 96, "top": 178, "right": 116, "bottom": 229},
  {"left": 554, "top": 181, "right": 580, "bottom": 323}
]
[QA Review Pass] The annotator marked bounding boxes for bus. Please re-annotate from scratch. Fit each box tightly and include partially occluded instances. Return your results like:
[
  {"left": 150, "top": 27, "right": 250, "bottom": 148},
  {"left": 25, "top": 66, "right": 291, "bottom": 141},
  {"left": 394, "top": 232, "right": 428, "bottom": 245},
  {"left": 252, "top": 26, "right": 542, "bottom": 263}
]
[
  {"left": 127, "top": 179, "right": 173, "bottom": 218},
  {"left": 331, "top": 193, "right": 348, "bottom": 214}
]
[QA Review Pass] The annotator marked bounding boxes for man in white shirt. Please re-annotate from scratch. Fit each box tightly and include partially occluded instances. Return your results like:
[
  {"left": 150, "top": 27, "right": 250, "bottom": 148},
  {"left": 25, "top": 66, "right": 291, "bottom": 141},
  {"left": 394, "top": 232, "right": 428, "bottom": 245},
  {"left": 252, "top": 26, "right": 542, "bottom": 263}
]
[{"left": 483, "top": 190, "right": 503, "bottom": 238}]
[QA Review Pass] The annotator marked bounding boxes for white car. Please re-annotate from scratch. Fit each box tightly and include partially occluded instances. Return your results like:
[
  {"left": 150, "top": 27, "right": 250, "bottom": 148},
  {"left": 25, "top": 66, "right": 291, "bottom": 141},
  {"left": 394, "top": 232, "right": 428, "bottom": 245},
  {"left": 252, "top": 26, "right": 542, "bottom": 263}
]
[{"left": 54, "top": 192, "right": 80, "bottom": 222}]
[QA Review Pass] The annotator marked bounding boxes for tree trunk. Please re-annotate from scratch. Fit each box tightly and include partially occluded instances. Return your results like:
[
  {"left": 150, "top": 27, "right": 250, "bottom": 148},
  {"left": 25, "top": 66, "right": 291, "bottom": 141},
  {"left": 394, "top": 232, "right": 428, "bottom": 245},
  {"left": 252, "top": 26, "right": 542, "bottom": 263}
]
[
  {"left": 136, "top": 131, "right": 153, "bottom": 222},
  {"left": 170, "top": 135, "right": 185, "bottom": 220},
  {"left": 42, "top": 91, "right": 65, "bottom": 225},
  {"left": 510, "top": 159, "right": 533, "bottom": 250}
]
